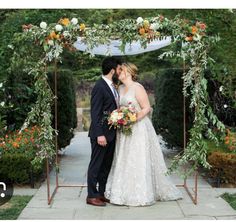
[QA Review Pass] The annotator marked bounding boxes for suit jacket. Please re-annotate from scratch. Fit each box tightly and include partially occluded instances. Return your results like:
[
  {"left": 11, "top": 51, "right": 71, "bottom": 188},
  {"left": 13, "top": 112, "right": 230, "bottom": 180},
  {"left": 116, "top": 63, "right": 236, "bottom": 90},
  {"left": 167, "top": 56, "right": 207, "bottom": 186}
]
[{"left": 88, "top": 78, "right": 117, "bottom": 142}]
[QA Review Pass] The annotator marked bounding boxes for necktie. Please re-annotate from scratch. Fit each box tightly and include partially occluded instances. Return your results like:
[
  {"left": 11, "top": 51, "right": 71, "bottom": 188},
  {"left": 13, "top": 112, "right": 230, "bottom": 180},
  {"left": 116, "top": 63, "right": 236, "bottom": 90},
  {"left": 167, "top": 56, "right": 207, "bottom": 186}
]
[{"left": 111, "top": 84, "right": 119, "bottom": 107}]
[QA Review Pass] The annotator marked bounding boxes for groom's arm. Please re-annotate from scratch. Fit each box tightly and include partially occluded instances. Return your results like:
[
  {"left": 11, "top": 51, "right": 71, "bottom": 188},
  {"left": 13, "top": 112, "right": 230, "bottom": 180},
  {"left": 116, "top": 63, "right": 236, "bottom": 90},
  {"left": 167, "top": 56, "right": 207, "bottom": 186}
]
[{"left": 90, "top": 84, "right": 104, "bottom": 138}]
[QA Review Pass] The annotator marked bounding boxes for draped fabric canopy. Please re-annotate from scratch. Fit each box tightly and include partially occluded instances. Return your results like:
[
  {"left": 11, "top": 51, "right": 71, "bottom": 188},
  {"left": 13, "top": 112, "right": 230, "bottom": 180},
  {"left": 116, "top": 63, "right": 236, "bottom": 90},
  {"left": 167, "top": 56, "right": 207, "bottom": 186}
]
[{"left": 73, "top": 36, "right": 172, "bottom": 56}]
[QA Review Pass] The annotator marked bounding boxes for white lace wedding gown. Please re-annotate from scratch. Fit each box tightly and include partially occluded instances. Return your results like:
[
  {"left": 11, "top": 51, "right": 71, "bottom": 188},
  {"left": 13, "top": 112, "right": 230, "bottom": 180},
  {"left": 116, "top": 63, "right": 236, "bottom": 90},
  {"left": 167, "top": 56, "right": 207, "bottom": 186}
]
[{"left": 105, "top": 83, "right": 183, "bottom": 206}]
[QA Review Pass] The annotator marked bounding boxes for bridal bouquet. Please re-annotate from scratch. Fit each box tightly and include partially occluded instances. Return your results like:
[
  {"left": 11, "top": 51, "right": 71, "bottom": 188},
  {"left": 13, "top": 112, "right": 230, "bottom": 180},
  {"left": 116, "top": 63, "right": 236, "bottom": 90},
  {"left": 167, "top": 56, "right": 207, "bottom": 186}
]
[{"left": 108, "top": 102, "right": 137, "bottom": 135}]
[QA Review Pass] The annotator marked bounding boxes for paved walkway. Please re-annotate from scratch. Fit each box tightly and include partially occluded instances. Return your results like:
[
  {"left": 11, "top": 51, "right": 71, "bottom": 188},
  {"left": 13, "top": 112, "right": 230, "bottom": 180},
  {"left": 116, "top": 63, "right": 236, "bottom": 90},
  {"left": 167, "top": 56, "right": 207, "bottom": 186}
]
[{"left": 18, "top": 132, "right": 236, "bottom": 220}]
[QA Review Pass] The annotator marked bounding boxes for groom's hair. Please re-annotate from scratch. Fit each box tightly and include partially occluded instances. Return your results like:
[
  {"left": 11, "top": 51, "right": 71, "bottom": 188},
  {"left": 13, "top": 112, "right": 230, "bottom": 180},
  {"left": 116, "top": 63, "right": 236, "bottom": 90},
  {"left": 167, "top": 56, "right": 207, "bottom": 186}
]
[{"left": 102, "top": 56, "right": 122, "bottom": 75}]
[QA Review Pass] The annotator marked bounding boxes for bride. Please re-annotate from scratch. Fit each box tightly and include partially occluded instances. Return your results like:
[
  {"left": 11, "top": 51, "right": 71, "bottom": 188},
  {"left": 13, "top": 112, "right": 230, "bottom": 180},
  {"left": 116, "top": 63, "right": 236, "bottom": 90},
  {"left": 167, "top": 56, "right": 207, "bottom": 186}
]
[{"left": 105, "top": 62, "right": 183, "bottom": 206}]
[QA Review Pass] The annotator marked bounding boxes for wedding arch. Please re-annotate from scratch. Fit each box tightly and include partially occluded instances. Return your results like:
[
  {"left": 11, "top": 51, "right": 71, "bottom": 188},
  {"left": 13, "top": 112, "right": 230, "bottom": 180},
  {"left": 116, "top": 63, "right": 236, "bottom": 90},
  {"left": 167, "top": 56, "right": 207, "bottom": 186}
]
[{"left": 10, "top": 15, "right": 225, "bottom": 205}]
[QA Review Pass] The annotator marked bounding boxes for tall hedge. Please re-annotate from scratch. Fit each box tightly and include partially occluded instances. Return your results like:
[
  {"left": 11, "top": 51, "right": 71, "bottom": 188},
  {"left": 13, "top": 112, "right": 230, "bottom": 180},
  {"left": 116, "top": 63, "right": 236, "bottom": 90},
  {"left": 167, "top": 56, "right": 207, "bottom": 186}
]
[
  {"left": 5, "top": 70, "right": 37, "bottom": 130},
  {"left": 48, "top": 69, "right": 77, "bottom": 149},
  {"left": 152, "top": 68, "right": 192, "bottom": 149}
]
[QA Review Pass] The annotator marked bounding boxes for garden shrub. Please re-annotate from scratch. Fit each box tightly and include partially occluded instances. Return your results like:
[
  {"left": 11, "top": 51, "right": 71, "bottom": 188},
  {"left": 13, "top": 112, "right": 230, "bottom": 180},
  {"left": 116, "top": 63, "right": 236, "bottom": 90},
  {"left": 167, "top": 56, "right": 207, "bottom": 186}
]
[
  {"left": 207, "top": 151, "right": 236, "bottom": 184},
  {"left": 0, "top": 126, "right": 45, "bottom": 184},
  {"left": 0, "top": 153, "right": 44, "bottom": 184},
  {"left": 47, "top": 69, "right": 77, "bottom": 149},
  {"left": 152, "top": 68, "right": 192, "bottom": 149}
]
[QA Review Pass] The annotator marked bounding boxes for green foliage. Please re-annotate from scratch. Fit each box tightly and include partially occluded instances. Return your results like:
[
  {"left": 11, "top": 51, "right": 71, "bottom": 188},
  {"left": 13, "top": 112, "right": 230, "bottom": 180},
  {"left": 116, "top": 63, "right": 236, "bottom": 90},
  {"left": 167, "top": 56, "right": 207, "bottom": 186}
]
[
  {"left": 47, "top": 69, "right": 77, "bottom": 149},
  {"left": 152, "top": 68, "right": 192, "bottom": 148},
  {"left": 4, "top": 71, "right": 36, "bottom": 130},
  {"left": 207, "top": 76, "right": 236, "bottom": 126},
  {"left": 0, "top": 153, "right": 44, "bottom": 184},
  {"left": 0, "top": 195, "right": 33, "bottom": 220},
  {"left": 74, "top": 67, "right": 101, "bottom": 82},
  {"left": 0, "top": 81, "right": 7, "bottom": 136},
  {"left": 221, "top": 193, "right": 236, "bottom": 210}
]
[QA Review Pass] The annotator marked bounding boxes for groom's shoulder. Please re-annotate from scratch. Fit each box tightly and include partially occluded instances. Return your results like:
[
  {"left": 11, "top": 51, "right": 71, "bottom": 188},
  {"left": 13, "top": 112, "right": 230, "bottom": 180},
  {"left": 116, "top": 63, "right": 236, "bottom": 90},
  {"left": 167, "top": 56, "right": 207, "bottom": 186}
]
[
  {"left": 94, "top": 77, "right": 104, "bottom": 87},
  {"left": 92, "top": 77, "right": 104, "bottom": 90}
]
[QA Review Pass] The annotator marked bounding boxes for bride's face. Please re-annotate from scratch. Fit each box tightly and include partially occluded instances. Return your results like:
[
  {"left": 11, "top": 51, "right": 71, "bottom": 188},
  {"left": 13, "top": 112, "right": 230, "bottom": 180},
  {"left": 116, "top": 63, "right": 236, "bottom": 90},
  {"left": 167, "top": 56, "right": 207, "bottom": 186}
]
[{"left": 118, "top": 66, "right": 129, "bottom": 82}]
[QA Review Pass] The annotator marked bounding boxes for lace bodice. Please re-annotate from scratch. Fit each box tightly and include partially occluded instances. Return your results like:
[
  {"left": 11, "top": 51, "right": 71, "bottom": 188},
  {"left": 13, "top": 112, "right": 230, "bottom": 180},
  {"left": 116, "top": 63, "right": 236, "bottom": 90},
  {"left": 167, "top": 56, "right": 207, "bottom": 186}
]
[{"left": 118, "top": 83, "right": 142, "bottom": 112}]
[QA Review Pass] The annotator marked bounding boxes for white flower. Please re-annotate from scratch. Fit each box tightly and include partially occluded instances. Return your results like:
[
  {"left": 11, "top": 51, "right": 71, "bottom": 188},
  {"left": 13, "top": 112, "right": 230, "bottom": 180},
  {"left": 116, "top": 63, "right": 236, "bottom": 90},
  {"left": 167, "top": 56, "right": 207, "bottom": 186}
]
[
  {"left": 63, "top": 31, "right": 70, "bottom": 37},
  {"left": 193, "top": 34, "right": 202, "bottom": 41},
  {"left": 224, "top": 104, "right": 228, "bottom": 108},
  {"left": 0, "top": 101, "right": 5, "bottom": 107},
  {"left": 219, "top": 86, "right": 223, "bottom": 92},
  {"left": 7, "top": 44, "right": 14, "bottom": 50},
  {"left": 48, "top": 40, "right": 54, "bottom": 46},
  {"left": 0, "top": 83, "right": 3, "bottom": 88},
  {"left": 150, "top": 23, "right": 159, "bottom": 31},
  {"left": 55, "top": 24, "right": 63, "bottom": 32},
  {"left": 71, "top": 18, "right": 78, "bottom": 25},
  {"left": 136, "top": 17, "right": 143, "bottom": 24},
  {"left": 40, "top": 22, "right": 47, "bottom": 29},
  {"left": 110, "top": 112, "right": 119, "bottom": 122}
]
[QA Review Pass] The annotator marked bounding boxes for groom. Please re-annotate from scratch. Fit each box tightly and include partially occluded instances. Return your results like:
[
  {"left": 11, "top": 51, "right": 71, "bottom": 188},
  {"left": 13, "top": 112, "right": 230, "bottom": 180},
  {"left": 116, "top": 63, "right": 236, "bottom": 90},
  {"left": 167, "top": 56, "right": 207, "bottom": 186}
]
[{"left": 87, "top": 57, "right": 122, "bottom": 206}]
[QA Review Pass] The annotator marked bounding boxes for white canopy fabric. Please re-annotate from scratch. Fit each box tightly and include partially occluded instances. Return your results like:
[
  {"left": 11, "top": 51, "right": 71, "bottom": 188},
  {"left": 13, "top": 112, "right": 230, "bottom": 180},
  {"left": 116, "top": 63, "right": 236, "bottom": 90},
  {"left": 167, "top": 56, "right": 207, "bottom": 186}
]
[{"left": 73, "top": 36, "right": 172, "bottom": 56}]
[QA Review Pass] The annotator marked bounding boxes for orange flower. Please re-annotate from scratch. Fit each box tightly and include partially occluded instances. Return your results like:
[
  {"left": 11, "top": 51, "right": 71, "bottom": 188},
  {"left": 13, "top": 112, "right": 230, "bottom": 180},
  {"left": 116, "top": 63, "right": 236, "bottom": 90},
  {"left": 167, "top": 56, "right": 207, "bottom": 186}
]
[
  {"left": 80, "top": 23, "right": 86, "bottom": 31},
  {"left": 185, "top": 36, "right": 193, "bottom": 42},
  {"left": 139, "top": 28, "right": 145, "bottom": 35},
  {"left": 225, "top": 140, "right": 230, "bottom": 145},
  {"left": 191, "top": 26, "right": 198, "bottom": 35},
  {"left": 49, "top": 31, "right": 60, "bottom": 40},
  {"left": 12, "top": 142, "right": 19, "bottom": 148},
  {"left": 59, "top": 18, "right": 70, "bottom": 26},
  {"left": 49, "top": 31, "right": 56, "bottom": 39}
]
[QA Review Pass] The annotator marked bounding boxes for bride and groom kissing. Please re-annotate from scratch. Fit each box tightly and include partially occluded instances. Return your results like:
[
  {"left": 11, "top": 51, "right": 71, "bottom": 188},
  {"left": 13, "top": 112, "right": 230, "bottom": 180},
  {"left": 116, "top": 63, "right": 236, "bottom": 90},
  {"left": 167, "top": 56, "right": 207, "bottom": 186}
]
[{"left": 87, "top": 56, "right": 182, "bottom": 207}]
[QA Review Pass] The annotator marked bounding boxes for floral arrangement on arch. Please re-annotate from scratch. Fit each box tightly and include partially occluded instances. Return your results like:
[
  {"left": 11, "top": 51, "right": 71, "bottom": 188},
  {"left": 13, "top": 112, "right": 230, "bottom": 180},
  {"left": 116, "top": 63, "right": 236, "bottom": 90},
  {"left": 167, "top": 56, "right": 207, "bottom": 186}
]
[{"left": 22, "top": 17, "right": 86, "bottom": 62}]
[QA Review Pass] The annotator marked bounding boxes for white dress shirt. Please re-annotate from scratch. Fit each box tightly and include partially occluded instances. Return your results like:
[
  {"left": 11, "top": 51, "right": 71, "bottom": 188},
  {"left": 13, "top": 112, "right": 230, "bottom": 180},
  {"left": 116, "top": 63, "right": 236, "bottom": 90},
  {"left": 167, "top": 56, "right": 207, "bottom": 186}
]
[
  {"left": 102, "top": 75, "right": 117, "bottom": 98},
  {"left": 102, "top": 75, "right": 119, "bottom": 107}
]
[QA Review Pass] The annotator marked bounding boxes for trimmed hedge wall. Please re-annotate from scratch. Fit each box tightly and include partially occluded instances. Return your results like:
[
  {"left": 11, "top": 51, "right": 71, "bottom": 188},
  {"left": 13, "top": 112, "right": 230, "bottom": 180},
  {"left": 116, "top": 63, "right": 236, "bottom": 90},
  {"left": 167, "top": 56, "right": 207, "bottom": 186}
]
[
  {"left": 48, "top": 69, "right": 77, "bottom": 149},
  {"left": 152, "top": 68, "right": 192, "bottom": 149}
]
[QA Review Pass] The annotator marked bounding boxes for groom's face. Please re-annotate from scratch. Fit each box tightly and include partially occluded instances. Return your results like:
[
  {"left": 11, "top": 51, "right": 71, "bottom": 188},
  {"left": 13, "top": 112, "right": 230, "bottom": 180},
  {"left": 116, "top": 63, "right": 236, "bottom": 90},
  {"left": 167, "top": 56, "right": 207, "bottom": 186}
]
[{"left": 112, "top": 65, "right": 122, "bottom": 85}]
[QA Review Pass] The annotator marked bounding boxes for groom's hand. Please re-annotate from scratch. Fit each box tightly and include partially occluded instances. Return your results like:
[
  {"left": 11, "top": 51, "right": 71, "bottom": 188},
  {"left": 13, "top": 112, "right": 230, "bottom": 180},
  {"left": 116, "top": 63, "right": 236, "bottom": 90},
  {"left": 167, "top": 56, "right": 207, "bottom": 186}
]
[{"left": 97, "top": 136, "right": 107, "bottom": 147}]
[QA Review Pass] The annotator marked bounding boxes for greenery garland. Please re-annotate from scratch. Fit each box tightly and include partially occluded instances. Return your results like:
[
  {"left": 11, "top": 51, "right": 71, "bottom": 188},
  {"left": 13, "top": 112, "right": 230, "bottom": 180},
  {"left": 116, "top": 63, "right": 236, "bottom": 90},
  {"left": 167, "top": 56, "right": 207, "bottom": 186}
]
[{"left": 9, "top": 15, "right": 225, "bottom": 175}]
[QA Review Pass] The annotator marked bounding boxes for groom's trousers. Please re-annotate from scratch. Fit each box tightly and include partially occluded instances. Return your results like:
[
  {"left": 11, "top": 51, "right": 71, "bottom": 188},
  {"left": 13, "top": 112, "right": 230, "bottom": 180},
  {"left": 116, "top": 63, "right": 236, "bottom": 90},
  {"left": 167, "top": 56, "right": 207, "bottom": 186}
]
[{"left": 87, "top": 138, "right": 116, "bottom": 198}]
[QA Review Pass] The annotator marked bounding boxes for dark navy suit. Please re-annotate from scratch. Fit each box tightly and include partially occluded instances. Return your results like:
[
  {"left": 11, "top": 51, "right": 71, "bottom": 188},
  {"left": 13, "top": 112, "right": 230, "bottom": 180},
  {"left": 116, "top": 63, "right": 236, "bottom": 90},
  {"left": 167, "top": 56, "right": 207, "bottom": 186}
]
[{"left": 87, "top": 77, "right": 117, "bottom": 198}]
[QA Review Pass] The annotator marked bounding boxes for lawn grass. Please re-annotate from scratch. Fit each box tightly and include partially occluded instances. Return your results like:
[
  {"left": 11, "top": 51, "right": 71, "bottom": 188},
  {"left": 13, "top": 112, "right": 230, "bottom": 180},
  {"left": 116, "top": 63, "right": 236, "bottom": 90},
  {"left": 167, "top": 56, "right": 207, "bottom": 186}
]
[
  {"left": 0, "top": 195, "right": 32, "bottom": 220},
  {"left": 221, "top": 193, "right": 236, "bottom": 210}
]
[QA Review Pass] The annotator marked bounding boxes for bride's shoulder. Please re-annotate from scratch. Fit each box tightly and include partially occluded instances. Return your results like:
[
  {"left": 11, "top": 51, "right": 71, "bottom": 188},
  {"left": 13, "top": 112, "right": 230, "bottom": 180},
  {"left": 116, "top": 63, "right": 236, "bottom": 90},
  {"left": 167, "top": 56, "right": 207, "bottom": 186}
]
[{"left": 134, "top": 82, "right": 145, "bottom": 90}]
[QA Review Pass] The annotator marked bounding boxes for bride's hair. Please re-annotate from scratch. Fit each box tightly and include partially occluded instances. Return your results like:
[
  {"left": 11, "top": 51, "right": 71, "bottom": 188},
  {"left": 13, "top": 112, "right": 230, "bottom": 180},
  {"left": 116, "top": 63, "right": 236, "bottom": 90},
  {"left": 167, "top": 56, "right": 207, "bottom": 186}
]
[{"left": 123, "top": 62, "right": 138, "bottom": 81}]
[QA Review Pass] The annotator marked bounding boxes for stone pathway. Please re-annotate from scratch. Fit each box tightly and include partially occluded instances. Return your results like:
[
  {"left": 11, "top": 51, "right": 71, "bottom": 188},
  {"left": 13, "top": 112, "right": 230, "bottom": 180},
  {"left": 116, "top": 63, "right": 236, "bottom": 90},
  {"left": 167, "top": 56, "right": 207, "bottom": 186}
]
[{"left": 18, "top": 132, "right": 236, "bottom": 220}]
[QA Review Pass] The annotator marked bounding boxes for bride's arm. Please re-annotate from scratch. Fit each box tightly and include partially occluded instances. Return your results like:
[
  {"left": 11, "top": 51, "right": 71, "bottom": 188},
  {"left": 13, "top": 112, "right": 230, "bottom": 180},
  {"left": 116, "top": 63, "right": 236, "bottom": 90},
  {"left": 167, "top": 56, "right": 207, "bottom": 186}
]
[{"left": 135, "top": 84, "right": 151, "bottom": 121}]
